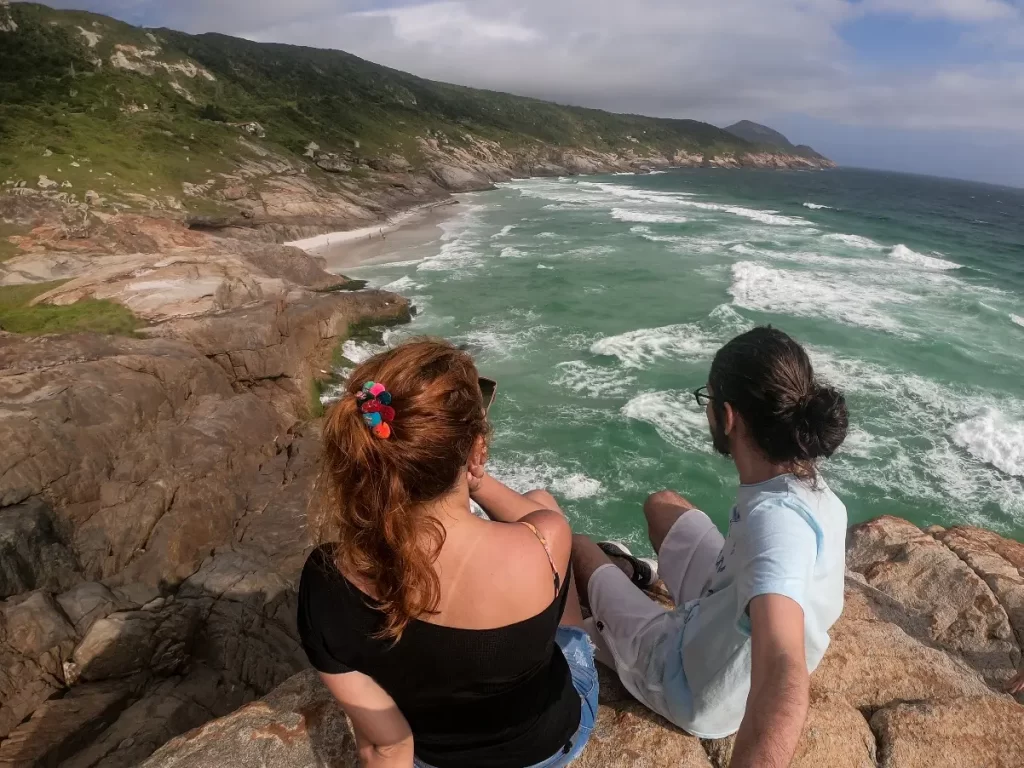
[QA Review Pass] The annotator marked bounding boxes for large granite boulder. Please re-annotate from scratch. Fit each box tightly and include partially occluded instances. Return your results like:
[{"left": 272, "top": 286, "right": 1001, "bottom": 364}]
[
  {"left": 428, "top": 164, "right": 495, "bottom": 193},
  {"left": 0, "top": 291, "right": 408, "bottom": 589},
  {"left": 847, "top": 516, "right": 1020, "bottom": 683},
  {"left": 0, "top": 590, "right": 79, "bottom": 738},
  {"left": 0, "top": 242, "right": 415, "bottom": 766},
  {"left": 136, "top": 671, "right": 357, "bottom": 768}
]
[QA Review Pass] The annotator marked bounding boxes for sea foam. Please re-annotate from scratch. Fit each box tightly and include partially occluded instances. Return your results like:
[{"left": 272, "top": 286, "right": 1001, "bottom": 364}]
[
  {"left": 456, "top": 311, "right": 548, "bottom": 360},
  {"left": 622, "top": 391, "right": 712, "bottom": 454},
  {"left": 677, "top": 200, "right": 808, "bottom": 226},
  {"left": 380, "top": 275, "right": 421, "bottom": 293},
  {"left": 890, "top": 244, "right": 960, "bottom": 271},
  {"left": 554, "top": 360, "right": 637, "bottom": 399},
  {"left": 417, "top": 205, "right": 486, "bottom": 273},
  {"left": 803, "top": 202, "right": 833, "bottom": 210},
  {"left": 809, "top": 349, "right": 1024, "bottom": 521},
  {"left": 487, "top": 455, "right": 605, "bottom": 500},
  {"left": 1012, "top": 314, "right": 1024, "bottom": 328},
  {"left": 342, "top": 339, "right": 385, "bottom": 364},
  {"left": 590, "top": 305, "right": 749, "bottom": 369},
  {"left": 953, "top": 409, "right": 1024, "bottom": 478},
  {"left": 629, "top": 225, "right": 687, "bottom": 244},
  {"left": 822, "top": 233, "right": 883, "bottom": 250},
  {"left": 729, "top": 262, "right": 914, "bottom": 334},
  {"left": 611, "top": 208, "right": 688, "bottom": 224}
]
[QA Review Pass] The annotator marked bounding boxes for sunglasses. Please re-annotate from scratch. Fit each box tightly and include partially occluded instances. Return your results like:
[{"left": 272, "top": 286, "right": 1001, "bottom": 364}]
[
  {"left": 479, "top": 377, "right": 498, "bottom": 413},
  {"left": 693, "top": 386, "right": 712, "bottom": 407}
]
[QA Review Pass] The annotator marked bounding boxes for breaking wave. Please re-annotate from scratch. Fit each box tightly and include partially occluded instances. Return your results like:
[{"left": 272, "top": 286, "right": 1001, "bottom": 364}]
[{"left": 890, "top": 244, "right": 960, "bottom": 271}]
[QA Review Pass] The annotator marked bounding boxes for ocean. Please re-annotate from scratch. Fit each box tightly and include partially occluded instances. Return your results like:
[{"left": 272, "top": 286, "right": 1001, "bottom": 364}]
[{"left": 336, "top": 168, "right": 1024, "bottom": 549}]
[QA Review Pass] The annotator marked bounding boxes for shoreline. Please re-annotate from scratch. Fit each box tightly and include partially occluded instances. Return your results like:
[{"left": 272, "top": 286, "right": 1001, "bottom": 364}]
[
  {"left": 284, "top": 164, "right": 836, "bottom": 269},
  {"left": 311, "top": 202, "right": 460, "bottom": 272},
  {"left": 285, "top": 200, "right": 457, "bottom": 257}
]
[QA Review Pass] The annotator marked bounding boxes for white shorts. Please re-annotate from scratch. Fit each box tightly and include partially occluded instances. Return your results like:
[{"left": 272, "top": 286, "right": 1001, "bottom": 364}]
[{"left": 584, "top": 510, "right": 724, "bottom": 721}]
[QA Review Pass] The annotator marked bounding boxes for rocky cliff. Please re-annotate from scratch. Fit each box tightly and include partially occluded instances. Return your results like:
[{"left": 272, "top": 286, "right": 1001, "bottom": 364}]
[{"left": 0, "top": 195, "right": 414, "bottom": 766}]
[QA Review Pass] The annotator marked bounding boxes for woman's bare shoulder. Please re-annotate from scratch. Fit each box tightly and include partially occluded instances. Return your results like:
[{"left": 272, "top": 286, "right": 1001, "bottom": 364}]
[{"left": 440, "top": 518, "right": 567, "bottom": 626}]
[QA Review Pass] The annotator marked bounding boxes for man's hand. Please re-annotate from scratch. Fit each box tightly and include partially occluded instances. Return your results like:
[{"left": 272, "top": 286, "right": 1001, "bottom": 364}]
[{"left": 730, "top": 595, "right": 810, "bottom": 768}]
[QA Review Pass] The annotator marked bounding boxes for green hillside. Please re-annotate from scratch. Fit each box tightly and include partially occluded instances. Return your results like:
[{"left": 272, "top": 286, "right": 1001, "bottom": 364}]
[
  {"left": 0, "top": 2, "right": 777, "bottom": 215},
  {"left": 724, "top": 120, "right": 829, "bottom": 162}
]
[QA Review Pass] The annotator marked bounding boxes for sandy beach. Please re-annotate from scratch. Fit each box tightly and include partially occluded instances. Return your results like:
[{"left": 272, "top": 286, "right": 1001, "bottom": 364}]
[{"left": 287, "top": 202, "right": 459, "bottom": 271}]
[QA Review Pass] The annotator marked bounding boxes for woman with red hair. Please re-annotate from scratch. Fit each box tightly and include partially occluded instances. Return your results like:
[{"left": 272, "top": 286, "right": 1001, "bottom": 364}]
[{"left": 298, "top": 339, "right": 598, "bottom": 768}]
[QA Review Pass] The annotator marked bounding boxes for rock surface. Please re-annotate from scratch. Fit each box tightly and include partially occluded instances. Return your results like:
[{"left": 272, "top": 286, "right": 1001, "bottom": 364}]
[
  {"left": 0, "top": 214, "right": 412, "bottom": 766},
  {"left": 847, "top": 516, "right": 1020, "bottom": 684},
  {"left": 0, "top": 499, "right": 80, "bottom": 599},
  {"left": 871, "top": 697, "right": 1024, "bottom": 768}
]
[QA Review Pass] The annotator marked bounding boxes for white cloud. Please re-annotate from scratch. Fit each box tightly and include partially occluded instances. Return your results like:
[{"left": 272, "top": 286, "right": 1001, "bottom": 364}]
[
  {"left": 242, "top": 0, "right": 1024, "bottom": 135},
  {"left": 860, "top": 0, "right": 1020, "bottom": 22},
  {"left": 356, "top": 2, "right": 540, "bottom": 45},
  {"left": 15, "top": 0, "right": 1024, "bottom": 137}
]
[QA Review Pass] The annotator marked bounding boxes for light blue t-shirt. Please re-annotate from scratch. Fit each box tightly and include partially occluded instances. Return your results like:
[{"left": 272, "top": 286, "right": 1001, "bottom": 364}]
[{"left": 658, "top": 474, "right": 847, "bottom": 738}]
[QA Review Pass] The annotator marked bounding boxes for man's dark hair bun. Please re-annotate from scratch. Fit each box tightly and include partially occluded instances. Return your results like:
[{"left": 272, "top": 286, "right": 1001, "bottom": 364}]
[{"left": 796, "top": 385, "right": 848, "bottom": 460}]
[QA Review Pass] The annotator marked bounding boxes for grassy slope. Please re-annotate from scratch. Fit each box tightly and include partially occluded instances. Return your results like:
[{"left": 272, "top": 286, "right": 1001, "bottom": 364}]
[
  {"left": 0, "top": 2, "right": 767, "bottom": 217},
  {"left": 0, "top": 281, "right": 142, "bottom": 335},
  {"left": 0, "top": 5, "right": 240, "bottom": 209}
]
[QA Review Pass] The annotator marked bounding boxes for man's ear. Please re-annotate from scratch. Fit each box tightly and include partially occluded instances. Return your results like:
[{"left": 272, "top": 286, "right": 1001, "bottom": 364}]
[{"left": 723, "top": 402, "right": 736, "bottom": 437}]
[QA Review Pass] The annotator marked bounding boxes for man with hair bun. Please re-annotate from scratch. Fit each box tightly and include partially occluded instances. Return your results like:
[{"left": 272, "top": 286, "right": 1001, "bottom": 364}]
[{"left": 572, "top": 326, "right": 850, "bottom": 768}]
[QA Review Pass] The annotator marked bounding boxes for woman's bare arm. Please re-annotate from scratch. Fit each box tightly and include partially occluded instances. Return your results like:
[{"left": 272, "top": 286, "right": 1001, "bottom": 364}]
[
  {"left": 319, "top": 671, "right": 414, "bottom": 768},
  {"left": 470, "top": 473, "right": 552, "bottom": 523}
]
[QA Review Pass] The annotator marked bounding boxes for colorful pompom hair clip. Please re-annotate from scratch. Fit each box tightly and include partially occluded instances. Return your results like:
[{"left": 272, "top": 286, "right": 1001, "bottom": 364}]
[{"left": 356, "top": 381, "right": 395, "bottom": 439}]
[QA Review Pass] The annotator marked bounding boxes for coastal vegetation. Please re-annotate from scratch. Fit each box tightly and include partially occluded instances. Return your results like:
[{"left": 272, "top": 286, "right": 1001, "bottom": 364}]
[
  {"left": 0, "top": 1, "right": 824, "bottom": 217},
  {"left": 0, "top": 280, "right": 142, "bottom": 335}
]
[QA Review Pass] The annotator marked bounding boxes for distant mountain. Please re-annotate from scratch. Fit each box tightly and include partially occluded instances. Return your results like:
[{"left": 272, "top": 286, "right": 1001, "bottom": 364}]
[{"left": 724, "top": 121, "right": 831, "bottom": 164}]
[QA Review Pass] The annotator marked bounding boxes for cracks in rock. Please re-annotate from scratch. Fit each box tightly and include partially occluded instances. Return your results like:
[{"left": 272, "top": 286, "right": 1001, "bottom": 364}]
[
  {"left": 132, "top": 483, "right": 179, "bottom": 568},
  {"left": 932, "top": 533, "right": 1022, "bottom": 654},
  {"left": 858, "top": 706, "right": 884, "bottom": 768},
  {"left": 698, "top": 737, "right": 726, "bottom": 768}
]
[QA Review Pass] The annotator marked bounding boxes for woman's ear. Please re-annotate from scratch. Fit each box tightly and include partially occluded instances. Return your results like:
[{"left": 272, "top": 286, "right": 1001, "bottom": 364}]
[{"left": 468, "top": 435, "right": 488, "bottom": 473}]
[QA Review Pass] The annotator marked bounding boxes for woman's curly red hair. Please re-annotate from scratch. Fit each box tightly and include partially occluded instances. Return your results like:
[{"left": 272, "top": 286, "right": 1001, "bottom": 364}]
[{"left": 316, "top": 339, "right": 490, "bottom": 640}]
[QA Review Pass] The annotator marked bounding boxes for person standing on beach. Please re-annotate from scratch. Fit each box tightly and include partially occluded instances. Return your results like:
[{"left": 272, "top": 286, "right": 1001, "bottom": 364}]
[{"left": 572, "top": 327, "right": 849, "bottom": 768}]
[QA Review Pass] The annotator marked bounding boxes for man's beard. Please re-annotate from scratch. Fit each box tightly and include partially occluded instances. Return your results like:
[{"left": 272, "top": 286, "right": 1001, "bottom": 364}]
[{"left": 710, "top": 417, "right": 731, "bottom": 457}]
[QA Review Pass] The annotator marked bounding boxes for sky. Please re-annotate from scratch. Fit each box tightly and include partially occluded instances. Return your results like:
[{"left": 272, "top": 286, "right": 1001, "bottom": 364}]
[{"left": 19, "top": 0, "right": 1024, "bottom": 187}]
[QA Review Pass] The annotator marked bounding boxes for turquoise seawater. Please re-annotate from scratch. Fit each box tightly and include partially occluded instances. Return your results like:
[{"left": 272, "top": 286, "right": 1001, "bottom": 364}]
[{"left": 341, "top": 169, "right": 1024, "bottom": 549}]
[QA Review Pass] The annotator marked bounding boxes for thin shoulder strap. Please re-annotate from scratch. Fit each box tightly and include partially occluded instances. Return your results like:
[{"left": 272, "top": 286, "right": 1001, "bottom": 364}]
[{"left": 519, "top": 521, "right": 561, "bottom": 598}]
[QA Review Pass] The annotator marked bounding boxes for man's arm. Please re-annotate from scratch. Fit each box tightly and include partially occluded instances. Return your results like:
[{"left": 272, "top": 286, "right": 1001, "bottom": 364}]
[
  {"left": 730, "top": 595, "right": 810, "bottom": 768},
  {"left": 319, "top": 671, "right": 414, "bottom": 768}
]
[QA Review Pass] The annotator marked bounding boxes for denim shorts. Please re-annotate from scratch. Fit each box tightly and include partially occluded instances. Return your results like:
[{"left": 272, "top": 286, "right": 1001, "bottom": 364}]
[
  {"left": 414, "top": 625, "right": 599, "bottom": 768},
  {"left": 526, "top": 625, "right": 600, "bottom": 767}
]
